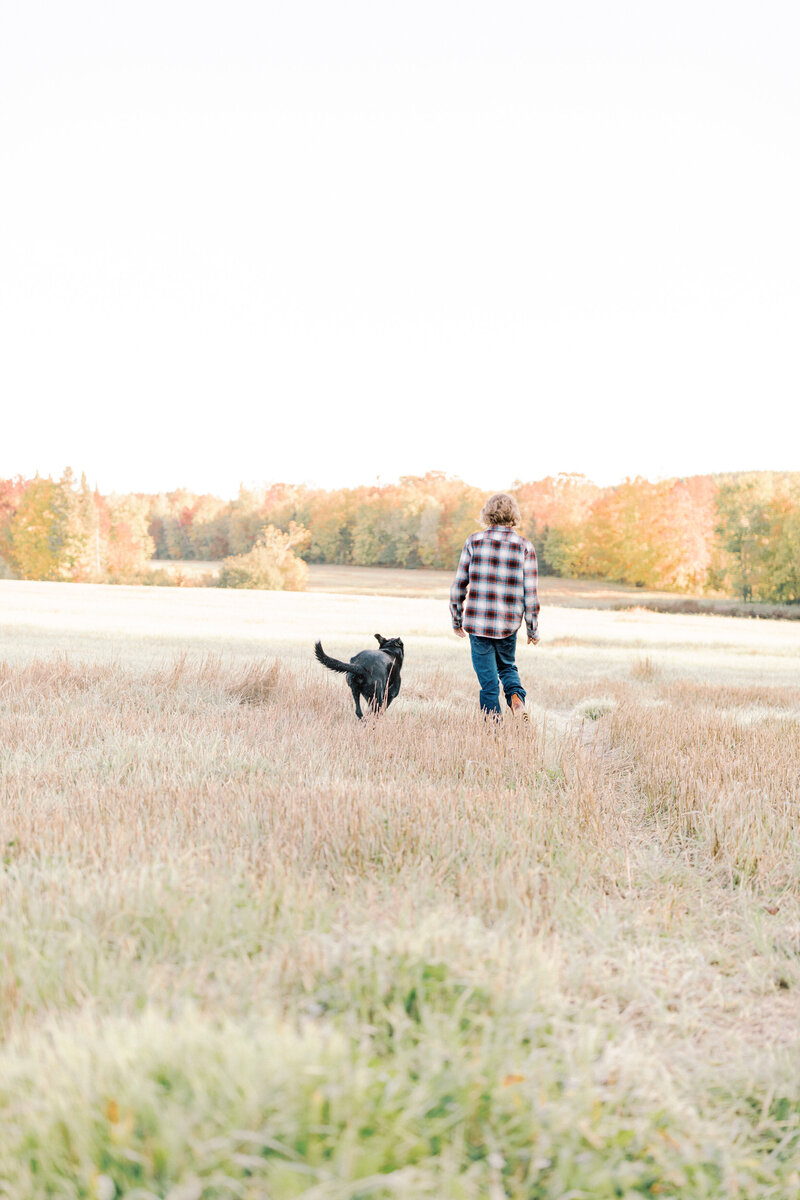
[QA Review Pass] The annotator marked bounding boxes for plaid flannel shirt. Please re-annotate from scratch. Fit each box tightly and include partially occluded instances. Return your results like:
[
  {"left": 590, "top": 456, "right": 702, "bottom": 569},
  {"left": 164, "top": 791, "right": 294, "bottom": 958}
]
[{"left": 449, "top": 526, "right": 540, "bottom": 641}]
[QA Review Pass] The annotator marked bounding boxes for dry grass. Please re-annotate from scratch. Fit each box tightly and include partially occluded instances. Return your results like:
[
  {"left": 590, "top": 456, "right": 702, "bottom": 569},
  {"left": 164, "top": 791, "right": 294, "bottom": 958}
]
[
  {"left": 226, "top": 657, "right": 284, "bottom": 705},
  {"left": 631, "top": 654, "right": 659, "bottom": 680},
  {"left": 2, "top": 580, "right": 800, "bottom": 1196}
]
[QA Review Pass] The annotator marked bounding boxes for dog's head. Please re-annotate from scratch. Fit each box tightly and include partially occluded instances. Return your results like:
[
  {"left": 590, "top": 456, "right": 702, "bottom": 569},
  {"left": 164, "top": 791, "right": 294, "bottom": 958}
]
[{"left": 375, "top": 633, "right": 404, "bottom": 664}]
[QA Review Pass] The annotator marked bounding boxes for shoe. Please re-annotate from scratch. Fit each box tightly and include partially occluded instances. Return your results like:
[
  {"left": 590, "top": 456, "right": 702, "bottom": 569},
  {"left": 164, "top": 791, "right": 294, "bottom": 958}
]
[{"left": 510, "top": 694, "right": 529, "bottom": 722}]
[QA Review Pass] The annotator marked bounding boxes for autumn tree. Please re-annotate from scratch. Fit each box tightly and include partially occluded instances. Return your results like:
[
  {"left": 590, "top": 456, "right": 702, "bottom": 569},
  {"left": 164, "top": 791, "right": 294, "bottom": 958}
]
[
  {"left": 761, "top": 498, "right": 800, "bottom": 602},
  {"left": 303, "top": 489, "right": 356, "bottom": 564},
  {"left": 0, "top": 477, "right": 28, "bottom": 577},
  {"left": 713, "top": 476, "right": 777, "bottom": 601},
  {"left": 186, "top": 495, "right": 230, "bottom": 560},
  {"left": 106, "top": 494, "right": 156, "bottom": 576},
  {"left": 3, "top": 471, "right": 96, "bottom": 581},
  {"left": 350, "top": 488, "right": 415, "bottom": 566},
  {"left": 4, "top": 477, "right": 58, "bottom": 578},
  {"left": 227, "top": 486, "right": 271, "bottom": 556},
  {"left": 515, "top": 474, "right": 599, "bottom": 577}
]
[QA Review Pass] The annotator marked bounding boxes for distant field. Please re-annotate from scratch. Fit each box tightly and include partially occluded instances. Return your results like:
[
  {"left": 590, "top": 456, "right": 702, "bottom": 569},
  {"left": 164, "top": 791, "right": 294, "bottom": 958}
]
[
  {"left": 149, "top": 558, "right": 693, "bottom": 602},
  {"left": 306, "top": 564, "right": 689, "bottom": 605},
  {"left": 148, "top": 557, "right": 221, "bottom": 579},
  {"left": 1, "top": 579, "right": 800, "bottom": 1196},
  {"left": 149, "top": 560, "right": 800, "bottom": 618}
]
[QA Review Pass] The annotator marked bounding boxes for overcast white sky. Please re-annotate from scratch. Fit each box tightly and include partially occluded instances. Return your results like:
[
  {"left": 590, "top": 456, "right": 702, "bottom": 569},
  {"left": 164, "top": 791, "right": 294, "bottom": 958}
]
[{"left": 1, "top": 1, "right": 798, "bottom": 496}]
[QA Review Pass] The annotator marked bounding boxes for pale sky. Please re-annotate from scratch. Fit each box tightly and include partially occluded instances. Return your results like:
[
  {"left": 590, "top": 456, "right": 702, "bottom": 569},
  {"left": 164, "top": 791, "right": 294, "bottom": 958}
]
[{"left": 2, "top": 1, "right": 798, "bottom": 497}]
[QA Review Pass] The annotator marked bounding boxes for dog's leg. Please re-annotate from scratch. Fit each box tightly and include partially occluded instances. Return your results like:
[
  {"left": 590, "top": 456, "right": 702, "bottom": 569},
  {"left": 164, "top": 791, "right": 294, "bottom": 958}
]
[{"left": 349, "top": 679, "right": 364, "bottom": 719}]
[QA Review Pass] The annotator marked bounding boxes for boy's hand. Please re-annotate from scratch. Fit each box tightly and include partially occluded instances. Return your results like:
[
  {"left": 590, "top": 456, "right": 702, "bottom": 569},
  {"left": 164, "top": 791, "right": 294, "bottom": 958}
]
[
  {"left": 528, "top": 635, "right": 540, "bottom": 645},
  {"left": 454, "top": 628, "right": 467, "bottom": 638}
]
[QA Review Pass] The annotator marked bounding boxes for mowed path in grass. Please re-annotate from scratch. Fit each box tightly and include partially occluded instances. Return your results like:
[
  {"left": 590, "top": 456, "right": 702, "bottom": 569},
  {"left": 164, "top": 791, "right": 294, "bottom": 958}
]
[{"left": 1, "top": 576, "right": 800, "bottom": 1197}]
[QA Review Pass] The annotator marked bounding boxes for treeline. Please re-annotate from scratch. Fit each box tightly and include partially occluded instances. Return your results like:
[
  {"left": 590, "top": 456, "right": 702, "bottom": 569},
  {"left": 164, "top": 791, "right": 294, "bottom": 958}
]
[
  {"left": 1, "top": 469, "right": 799, "bottom": 601},
  {"left": 0, "top": 470, "right": 153, "bottom": 583},
  {"left": 145, "top": 471, "right": 800, "bottom": 601}
]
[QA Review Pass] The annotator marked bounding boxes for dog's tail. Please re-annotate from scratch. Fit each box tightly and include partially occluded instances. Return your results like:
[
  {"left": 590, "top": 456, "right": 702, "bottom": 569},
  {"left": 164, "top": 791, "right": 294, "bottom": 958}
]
[{"left": 314, "top": 641, "right": 364, "bottom": 679}]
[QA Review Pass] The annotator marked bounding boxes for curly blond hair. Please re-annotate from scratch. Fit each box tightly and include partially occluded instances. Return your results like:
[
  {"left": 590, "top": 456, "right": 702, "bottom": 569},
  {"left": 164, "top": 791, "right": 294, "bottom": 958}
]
[{"left": 480, "top": 492, "right": 521, "bottom": 527}]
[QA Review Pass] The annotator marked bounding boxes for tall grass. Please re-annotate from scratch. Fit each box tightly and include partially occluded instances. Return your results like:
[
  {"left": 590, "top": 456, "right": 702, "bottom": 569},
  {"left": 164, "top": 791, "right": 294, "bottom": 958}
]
[{"left": 1, "top": 625, "right": 800, "bottom": 1196}]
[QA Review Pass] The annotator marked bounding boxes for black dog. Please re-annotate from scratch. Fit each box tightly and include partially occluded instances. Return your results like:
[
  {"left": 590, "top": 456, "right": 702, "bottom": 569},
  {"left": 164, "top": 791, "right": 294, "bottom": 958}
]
[{"left": 314, "top": 634, "right": 404, "bottom": 719}]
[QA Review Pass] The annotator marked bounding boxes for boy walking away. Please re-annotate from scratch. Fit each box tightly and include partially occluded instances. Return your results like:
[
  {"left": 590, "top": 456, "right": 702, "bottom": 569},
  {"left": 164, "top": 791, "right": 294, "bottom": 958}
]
[{"left": 449, "top": 492, "right": 539, "bottom": 720}]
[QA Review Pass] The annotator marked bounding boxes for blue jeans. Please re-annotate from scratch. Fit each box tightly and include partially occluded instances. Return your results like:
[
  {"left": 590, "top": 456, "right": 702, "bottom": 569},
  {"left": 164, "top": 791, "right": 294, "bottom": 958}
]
[{"left": 468, "top": 633, "right": 526, "bottom": 716}]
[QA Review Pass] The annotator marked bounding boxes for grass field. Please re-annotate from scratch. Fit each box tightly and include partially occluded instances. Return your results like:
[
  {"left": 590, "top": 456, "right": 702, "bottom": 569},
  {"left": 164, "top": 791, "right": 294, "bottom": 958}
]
[
  {"left": 149, "top": 562, "right": 800, "bottom": 620},
  {"left": 149, "top": 559, "right": 685, "bottom": 604},
  {"left": 2, "top": 577, "right": 800, "bottom": 1198}
]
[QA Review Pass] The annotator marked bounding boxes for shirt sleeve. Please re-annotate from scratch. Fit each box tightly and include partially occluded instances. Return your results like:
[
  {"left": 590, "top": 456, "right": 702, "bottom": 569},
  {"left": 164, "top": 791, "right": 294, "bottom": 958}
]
[
  {"left": 449, "top": 538, "right": 472, "bottom": 629},
  {"left": 524, "top": 541, "right": 540, "bottom": 639}
]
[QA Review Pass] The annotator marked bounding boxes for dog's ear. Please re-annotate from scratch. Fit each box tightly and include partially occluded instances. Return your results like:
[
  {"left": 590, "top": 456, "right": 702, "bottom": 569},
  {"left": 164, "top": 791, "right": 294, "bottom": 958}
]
[{"left": 375, "top": 633, "right": 385, "bottom": 645}]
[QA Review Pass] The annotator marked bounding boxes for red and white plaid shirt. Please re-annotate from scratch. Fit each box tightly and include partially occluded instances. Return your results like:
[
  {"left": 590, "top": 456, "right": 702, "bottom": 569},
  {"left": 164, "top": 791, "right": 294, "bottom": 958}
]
[{"left": 450, "top": 526, "right": 540, "bottom": 640}]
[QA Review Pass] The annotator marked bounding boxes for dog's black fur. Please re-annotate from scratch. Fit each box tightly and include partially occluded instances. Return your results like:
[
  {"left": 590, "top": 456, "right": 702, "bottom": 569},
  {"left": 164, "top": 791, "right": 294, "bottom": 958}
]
[{"left": 314, "top": 634, "right": 404, "bottom": 719}]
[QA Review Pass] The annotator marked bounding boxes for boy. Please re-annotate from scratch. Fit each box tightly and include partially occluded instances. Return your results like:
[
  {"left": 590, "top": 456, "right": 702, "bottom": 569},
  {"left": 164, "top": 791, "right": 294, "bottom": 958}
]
[{"left": 449, "top": 492, "right": 539, "bottom": 719}]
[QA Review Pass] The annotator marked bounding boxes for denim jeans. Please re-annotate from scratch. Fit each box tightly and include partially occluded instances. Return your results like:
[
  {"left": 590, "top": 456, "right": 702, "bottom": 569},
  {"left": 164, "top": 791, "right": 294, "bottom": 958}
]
[{"left": 468, "top": 632, "right": 526, "bottom": 716}]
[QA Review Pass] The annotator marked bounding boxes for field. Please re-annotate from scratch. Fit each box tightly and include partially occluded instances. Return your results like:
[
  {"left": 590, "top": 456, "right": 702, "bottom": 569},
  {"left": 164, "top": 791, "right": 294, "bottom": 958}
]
[
  {"left": 148, "top": 562, "right": 800, "bottom": 621},
  {"left": 2, "top": 576, "right": 800, "bottom": 1198},
  {"left": 157, "top": 561, "right": 687, "bottom": 606}
]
